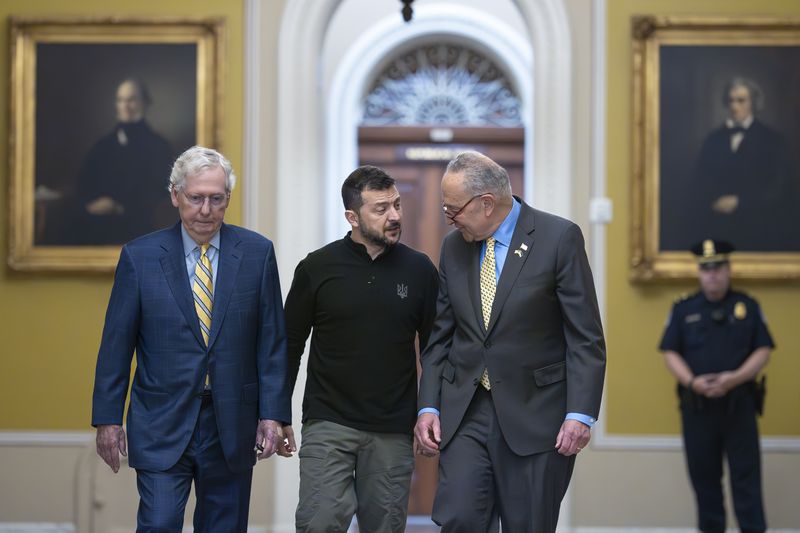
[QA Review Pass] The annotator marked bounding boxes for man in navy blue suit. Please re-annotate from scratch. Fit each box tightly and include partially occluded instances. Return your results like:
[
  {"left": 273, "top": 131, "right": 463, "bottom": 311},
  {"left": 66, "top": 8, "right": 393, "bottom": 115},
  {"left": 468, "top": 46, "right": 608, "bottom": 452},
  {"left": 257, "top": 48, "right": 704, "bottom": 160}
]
[{"left": 91, "top": 146, "right": 291, "bottom": 532}]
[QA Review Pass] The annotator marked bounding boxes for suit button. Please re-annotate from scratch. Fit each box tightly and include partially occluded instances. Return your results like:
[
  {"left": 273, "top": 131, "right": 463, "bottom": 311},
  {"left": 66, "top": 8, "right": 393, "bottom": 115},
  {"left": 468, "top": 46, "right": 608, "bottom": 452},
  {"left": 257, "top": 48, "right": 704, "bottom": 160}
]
[
  {"left": 473, "top": 378, "right": 479, "bottom": 386},
  {"left": 484, "top": 340, "right": 492, "bottom": 348}
]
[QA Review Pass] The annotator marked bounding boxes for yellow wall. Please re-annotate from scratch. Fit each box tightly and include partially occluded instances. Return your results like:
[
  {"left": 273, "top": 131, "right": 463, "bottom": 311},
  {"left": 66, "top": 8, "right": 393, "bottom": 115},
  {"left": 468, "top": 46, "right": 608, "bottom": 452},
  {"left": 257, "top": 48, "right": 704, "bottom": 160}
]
[
  {"left": 606, "top": 0, "right": 800, "bottom": 436},
  {"left": 0, "top": 0, "right": 243, "bottom": 429}
]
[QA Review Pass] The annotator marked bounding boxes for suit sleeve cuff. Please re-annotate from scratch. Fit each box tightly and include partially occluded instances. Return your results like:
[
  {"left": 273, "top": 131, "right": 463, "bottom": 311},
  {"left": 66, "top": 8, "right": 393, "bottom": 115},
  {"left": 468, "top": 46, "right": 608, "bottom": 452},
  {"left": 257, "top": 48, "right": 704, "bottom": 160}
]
[
  {"left": 566, "top": 412, "right": 596, "bottom": 427},
  {"left": 418, "top": 407, "right": 440, "bottom": 417}
]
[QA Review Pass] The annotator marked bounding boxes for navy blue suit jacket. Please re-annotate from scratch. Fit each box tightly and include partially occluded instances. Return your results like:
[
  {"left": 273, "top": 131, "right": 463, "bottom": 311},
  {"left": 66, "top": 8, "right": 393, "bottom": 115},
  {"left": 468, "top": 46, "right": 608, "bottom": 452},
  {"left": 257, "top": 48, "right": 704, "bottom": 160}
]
[{"left": 91, "top": 222, "right": 290, "bottom": 473}]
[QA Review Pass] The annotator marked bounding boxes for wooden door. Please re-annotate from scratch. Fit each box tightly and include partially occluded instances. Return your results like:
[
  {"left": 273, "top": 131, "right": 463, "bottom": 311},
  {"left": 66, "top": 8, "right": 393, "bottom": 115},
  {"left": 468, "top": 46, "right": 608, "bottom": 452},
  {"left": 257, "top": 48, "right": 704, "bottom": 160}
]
[{"left": 358, "top": 126, "right": 525, "bottom": 516}]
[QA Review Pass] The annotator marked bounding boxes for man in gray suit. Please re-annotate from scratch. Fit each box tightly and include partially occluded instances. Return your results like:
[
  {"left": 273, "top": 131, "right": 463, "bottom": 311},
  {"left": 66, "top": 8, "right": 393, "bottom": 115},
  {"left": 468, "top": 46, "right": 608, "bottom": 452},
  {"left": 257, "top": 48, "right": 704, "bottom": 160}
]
[{"left": 414, "top": 151, "right": 606, "bottom": 532}]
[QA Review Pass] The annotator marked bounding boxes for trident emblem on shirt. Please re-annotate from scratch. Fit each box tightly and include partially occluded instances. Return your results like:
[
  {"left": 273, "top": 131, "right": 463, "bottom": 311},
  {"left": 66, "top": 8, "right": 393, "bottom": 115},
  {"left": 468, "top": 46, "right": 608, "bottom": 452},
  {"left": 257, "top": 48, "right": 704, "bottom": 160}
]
[{"left": 397, "top": 284, "right": 408, "bottom": 299}]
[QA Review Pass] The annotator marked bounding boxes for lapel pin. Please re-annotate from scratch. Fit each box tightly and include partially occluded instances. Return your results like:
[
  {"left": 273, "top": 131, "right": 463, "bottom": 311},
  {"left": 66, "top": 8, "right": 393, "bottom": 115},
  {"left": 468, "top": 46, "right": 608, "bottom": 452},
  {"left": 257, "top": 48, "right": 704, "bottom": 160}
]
[
  {"left": 520, "top": 243, "right": 528, "bottom": 251},
  {"left": 514, "top": 248, "right": 524, "bottom": 257}
]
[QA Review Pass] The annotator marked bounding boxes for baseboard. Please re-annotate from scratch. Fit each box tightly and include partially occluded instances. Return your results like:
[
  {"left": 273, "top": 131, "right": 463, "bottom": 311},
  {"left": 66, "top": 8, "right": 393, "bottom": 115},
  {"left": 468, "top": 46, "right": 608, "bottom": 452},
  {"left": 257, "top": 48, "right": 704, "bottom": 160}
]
[
  {"left": 1, "top": 523, "right": 796, "bottom": 533},
  {"left": 0, "top": 522, "right": 267, "bottom": 533},
  {"left": 0, "top": 525, "right": 74, "bottom": 533},
  {"left": 574, "top": 529, "right": 800, "bottom": 533},
  {"left": 0, "top": 432, "right": 92, "bottom": 446}
]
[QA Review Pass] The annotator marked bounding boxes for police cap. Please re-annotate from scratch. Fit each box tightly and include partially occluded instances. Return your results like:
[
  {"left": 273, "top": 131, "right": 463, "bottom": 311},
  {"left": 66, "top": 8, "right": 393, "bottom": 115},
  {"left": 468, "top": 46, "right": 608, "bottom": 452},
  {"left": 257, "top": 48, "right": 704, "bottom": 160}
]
[{"left": 690, "top": 239, "right": 734, "bottom": 269}]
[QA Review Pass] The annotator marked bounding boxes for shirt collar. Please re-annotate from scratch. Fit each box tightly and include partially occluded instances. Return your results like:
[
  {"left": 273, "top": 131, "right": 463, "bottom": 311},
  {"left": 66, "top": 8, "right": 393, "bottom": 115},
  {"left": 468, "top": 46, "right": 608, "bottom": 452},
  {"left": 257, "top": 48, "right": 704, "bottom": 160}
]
[
  {"left": 180, "top": 224, "right": 220, "bottom": 258},
  {"left": 343, "top": 231, "right": 395, "bottom": 261},
  {"left": 726, "top": 115, "right": 754, "bottom": 130},
  {"left": 491, "top": 198, "right": 521, "bottom": 247}
]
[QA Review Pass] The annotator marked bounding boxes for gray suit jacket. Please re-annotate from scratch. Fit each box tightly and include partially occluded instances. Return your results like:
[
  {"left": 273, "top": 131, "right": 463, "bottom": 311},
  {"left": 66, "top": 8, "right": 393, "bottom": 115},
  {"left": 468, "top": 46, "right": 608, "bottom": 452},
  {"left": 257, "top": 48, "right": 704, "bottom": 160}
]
[{"left": 418, "top": 200, "right": 606, "bottom": 456}]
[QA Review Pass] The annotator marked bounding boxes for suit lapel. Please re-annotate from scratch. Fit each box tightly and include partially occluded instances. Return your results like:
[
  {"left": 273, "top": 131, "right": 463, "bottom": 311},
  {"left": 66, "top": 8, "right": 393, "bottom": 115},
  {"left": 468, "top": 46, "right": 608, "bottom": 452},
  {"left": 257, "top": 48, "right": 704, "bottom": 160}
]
[
  {"left": 464, "top": 240, "right": 486, "bottom": 333},
  {"left": 486, "top": 202, "right": 536, "bottom": 334},
  {"left": 160, "top": 223, "right": 205, "bottom": 348},
  {"left": 207, "top": 223, "right": 242, "bottom": 350}
]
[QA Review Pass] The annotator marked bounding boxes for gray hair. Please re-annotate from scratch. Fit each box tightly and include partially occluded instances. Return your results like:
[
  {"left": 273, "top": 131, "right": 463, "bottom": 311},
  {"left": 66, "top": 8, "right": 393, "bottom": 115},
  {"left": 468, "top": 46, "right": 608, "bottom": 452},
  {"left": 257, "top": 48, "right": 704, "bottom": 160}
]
[
  {"left": 445, "top": 151, "right": 512, "bottom": 198},
  {"left": 168, "top": 146, "right": 236, "bottom": 193},
  {"left": 722, "top": 77, "right": 764, "bottom": 113}
]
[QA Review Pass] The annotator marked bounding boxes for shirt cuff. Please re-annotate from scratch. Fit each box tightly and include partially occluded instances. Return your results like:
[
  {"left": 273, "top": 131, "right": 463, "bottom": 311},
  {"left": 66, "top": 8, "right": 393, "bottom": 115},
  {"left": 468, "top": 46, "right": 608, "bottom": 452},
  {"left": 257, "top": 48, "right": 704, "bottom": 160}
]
[
  {"left": 418, "top": 407, "right": 440, "bottom": 417},
  {"left": 565, "top": 412, "right": 596, "bottom": 427}
]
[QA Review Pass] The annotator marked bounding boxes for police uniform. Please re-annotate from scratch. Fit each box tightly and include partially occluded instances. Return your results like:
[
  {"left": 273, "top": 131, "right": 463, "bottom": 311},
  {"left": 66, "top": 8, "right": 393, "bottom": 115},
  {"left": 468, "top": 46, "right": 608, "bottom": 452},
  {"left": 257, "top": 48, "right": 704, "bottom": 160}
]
[{"left": 659, "top": 240, "right": 773, "bottom": 533}]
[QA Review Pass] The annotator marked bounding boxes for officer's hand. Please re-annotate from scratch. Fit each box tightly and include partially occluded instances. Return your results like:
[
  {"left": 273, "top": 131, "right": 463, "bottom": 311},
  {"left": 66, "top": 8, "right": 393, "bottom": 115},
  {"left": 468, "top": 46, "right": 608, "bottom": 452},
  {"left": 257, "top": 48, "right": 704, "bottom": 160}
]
[
  {"left": 691, "top": 374, "right": 718, "bottom": 397},
  {"left": 706, "top": 371, "right": 736, "bottom": 397}
]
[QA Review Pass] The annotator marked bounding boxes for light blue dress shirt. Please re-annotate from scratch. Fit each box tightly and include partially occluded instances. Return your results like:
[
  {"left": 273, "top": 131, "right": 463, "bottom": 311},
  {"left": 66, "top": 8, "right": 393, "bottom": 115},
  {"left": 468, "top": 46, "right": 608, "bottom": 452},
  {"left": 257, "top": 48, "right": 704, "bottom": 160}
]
[
  {"left": 419, "top": 199, "right": 596, "bottom": 428},
  {"left": 180, "top": 225, "right": 220, "bottom": 293}
]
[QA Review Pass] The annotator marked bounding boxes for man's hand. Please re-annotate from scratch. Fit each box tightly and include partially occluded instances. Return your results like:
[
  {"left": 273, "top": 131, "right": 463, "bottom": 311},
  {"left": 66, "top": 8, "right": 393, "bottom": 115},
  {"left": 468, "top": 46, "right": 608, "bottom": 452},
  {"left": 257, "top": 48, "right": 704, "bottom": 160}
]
[
  {"left": 414, "top": 413, "right": 441, "bottom": 457},
  {"left": 690, "top": 373, "right": 719, "bottom": 397},
  {"left": 255, "top": 419, "right": 284, "bottom": 460},
  {"left": 276, "top": 425, "right": 297, "bottom": 458},
  {"left": 86, "top": 196, "right": 124, "bottom": 215},
  {"left": 555, "top": 419, "right": 590, "bottom": 456},
  {"left": 705, "top": 371, "right": 737, "bottom": 398},
  {"left": 96, "top": 424, "right": 127, "bottom": 473},
  {"left": 711, "top": 195, "right": 739, "bottom": 214}
]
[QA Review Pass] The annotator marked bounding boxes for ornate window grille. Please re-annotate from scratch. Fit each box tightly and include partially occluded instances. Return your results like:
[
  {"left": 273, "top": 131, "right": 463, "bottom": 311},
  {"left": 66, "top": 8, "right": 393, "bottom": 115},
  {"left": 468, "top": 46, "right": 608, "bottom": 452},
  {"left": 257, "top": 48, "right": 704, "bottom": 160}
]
[{"left": 362, "top": 44, "right": 522, "bottom": 126}]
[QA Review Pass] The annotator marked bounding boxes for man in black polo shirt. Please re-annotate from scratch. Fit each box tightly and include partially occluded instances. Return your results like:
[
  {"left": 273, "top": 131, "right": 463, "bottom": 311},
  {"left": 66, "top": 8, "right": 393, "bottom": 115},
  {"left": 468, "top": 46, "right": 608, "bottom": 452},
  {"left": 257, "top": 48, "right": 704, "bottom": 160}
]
[
  {"left": 660, "top": 239, "right": 773, "bottom": 533},
  {"left": 282, "top": 165, "right": 439, "bottom": 532}
]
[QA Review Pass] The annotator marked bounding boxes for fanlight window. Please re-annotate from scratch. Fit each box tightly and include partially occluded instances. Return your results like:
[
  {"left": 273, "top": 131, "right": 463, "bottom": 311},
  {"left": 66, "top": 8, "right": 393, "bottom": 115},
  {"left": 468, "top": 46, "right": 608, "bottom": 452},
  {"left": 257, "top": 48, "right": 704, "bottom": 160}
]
[{"left": 363, "top": 44, "right": 522, "bottom": 127}]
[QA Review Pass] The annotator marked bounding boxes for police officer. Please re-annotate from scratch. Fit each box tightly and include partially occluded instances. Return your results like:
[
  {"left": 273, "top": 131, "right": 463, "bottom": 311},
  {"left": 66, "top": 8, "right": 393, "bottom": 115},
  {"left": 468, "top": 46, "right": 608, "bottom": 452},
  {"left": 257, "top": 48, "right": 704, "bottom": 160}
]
[{"left": 660, "top": 239, "right": 773, "bottom": 533}]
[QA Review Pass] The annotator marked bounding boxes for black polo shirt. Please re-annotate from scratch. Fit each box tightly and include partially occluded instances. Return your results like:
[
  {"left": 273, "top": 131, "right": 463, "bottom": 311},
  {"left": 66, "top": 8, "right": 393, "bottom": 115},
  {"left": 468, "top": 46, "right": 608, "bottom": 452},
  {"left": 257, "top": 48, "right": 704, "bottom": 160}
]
[{"left": 285, "top": 233, "right": 439, "bottom": 434}]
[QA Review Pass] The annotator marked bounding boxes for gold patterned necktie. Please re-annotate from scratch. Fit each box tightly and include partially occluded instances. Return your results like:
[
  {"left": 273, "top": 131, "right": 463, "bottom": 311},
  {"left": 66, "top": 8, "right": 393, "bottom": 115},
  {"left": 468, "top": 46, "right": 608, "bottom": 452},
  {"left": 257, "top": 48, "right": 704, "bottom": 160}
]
[
  {"left": 193, "top": 244, "right": 214, "bottom": 346},
  {"left": 479, "top": 237, "right": 496, "bottom": 390}
]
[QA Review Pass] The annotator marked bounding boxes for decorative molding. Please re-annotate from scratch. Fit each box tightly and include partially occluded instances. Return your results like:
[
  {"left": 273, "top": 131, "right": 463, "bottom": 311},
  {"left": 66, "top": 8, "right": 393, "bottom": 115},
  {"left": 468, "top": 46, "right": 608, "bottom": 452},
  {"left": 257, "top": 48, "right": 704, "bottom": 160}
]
[
  {"left": 513, "top": 0, "right": 573, "bottom": 217},
  {"left": 593, "top": 430, "right": 800, "bottom": 453},
  {"left": 242, "top": 0, "right": 261, "bottom": 231},
  {"left": 590, "top": 0, "right": 608, "bottom": 312},
  {"left": 275, "top": 0, "right": 339, "bottom": 281},
  {"left": 0, "top": 525, "right": 74, "bottom": 533}
]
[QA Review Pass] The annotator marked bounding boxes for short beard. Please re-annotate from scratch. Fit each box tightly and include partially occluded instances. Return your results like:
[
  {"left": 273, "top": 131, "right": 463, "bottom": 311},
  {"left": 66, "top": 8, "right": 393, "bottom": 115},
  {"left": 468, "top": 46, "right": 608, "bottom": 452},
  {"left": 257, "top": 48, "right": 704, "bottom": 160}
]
[{"left": 359, "top": 220, "right": 401, "bottom": 250}]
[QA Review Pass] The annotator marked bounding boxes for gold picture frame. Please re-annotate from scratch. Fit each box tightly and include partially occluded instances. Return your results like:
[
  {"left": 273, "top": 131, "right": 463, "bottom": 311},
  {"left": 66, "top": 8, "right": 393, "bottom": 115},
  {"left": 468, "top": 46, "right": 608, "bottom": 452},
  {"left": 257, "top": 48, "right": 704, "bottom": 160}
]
[
  {"left": 8, "top": 17, "right": 224, "bottom": 271},
  {"left": 630, "top": 16, "right": 800, "bottom": 281}
]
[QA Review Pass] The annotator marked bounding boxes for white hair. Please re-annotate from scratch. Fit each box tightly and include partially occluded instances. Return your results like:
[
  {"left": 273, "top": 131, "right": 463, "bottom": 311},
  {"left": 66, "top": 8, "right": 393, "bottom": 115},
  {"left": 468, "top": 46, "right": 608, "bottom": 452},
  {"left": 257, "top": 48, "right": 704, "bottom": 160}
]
[{"left": 168, "top": 145, "right": 236, "bottom": 193}]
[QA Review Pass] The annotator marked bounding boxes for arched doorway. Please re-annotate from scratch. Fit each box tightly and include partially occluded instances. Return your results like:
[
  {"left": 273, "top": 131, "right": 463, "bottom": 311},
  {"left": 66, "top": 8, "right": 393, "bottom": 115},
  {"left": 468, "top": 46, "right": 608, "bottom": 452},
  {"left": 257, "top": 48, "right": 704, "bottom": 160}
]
[
  {"left": 253, "top": 0, "right": 576, "bottom": 529},
  {"left": 356, "top": 41, "right": 526, "bottom": 516},
  {"left": 358, "top": 42, "right": 526, "bottom": 264}
]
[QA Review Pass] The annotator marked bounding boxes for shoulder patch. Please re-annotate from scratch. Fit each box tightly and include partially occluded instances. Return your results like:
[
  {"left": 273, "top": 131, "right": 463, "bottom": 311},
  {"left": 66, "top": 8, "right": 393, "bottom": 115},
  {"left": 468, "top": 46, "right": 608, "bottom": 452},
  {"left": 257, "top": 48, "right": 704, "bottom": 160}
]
[{"left": 674, "top": 293, "right": 690, "bottom": 304}]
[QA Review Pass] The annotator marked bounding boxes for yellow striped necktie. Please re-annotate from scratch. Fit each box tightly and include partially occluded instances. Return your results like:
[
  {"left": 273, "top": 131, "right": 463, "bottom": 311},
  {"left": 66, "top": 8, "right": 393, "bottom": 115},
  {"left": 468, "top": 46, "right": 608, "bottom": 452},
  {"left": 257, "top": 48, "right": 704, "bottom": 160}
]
[
  {"left": 193, "top": 243, "right": 214, "bottom": 347},
  {"left": 479, "top": 237, "right": 496, "bottom": 390}
]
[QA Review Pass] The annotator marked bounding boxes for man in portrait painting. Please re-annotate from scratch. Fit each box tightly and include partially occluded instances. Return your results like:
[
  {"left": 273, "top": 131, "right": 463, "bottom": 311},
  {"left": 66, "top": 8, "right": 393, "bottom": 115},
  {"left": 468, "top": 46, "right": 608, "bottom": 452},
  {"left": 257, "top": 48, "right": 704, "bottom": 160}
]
[
  {"left": 72, "top": 78, "right": 175, "bottom": 245},
  {"left": 693, "top": 77, "right": 797, "bottom": 251}
]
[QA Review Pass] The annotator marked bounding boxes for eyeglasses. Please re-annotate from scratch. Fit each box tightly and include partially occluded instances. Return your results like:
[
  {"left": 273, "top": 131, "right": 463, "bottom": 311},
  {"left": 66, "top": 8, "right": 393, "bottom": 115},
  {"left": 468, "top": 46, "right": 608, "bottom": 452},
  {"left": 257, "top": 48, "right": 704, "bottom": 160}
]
[
  {"left": 442, "top": 194, "right": 484, "bottom": 220},
  {"left": 181, "top": 190, "right": 229, "bottom": 208}
]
